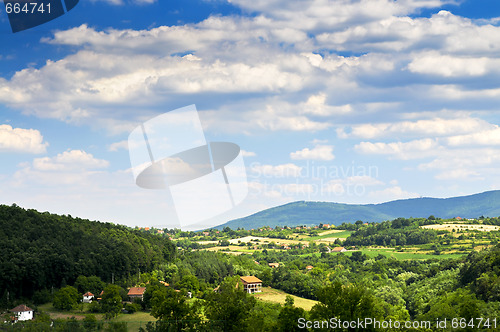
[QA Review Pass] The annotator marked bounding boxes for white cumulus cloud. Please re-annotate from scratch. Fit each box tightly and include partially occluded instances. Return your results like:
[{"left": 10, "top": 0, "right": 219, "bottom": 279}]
[
  {"left": 355, "top": 138, "right": 440, "bottom": 160},
  {"left": 290, "top": 144, "right": 334, "bottom": 161},
  {"left": 32, "top": 150, "right": 109, "bottom": 172},
  {"left": 0, "top": 125, "right": 48, "bottom": 154}
]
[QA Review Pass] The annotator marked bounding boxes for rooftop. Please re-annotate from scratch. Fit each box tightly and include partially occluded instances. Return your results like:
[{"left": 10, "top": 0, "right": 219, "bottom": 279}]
[
  {"left": 240, "top": 276, "right": 262, "bottom": 284},
  {"left": 11, "top": 304, "right": 33, "bottom": 312},
  {"left": 128, "top": 287, "right": 146, "bottom": 296}
]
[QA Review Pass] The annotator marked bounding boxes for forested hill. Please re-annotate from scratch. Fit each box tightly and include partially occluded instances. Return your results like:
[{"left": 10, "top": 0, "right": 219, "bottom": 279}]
[
  {"left": 218, "top": 190, "right": 500, "bottom": 230},
  {"left": 0, "top": 204, "right": 175, "bottom": 300}
]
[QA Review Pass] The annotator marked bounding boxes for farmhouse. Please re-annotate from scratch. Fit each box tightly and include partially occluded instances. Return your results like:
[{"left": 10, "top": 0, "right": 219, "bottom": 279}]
[
  {"left": 332, "top": 247, "right": 347, "bottom": 252},
  {"left": 11, "top": 304, "right": 33, "bottom": 322},
  {"left": 82, "top": 292, "right": 94, "bottom": 303},
  {"left": 127, "top": 287, "right": 146, "bottom": 301},
  {"left": 240, "top": 276, "right": 262, "bottom": 294}
]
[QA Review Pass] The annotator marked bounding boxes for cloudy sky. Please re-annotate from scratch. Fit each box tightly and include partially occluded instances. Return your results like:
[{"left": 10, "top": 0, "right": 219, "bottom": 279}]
[{"left": 1, "top": 0, "right": 500, "bottom": 229}]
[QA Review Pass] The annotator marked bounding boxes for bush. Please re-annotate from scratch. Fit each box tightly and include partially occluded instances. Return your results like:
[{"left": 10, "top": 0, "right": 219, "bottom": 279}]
[
  {"left": 53, "top": 286, "right": 80, "bottom": 311},
  {"left": 88, "top": 301, "right": 102, "bottom": 313},
  {"left": 83, "top": 314, "right": 100, "bottom": 330},
  {"left": 124, "top": 302, "right": 141, "bottom": 313}
]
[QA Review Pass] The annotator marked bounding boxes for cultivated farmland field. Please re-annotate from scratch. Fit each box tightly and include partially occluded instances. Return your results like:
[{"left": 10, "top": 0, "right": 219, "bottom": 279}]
[
  {"left": 252, "top": 287, "right": 319, "bottom": 311},
  {"left": 422, "top": 224, "right": 500, "bottom": 232}
]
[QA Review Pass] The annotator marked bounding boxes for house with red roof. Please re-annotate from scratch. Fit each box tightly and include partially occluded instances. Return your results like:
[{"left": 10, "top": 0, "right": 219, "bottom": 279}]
[
  {"left": 127, "top": 287, "right": 146, "bottom": 301},
  {"left": 11, "top": 304, "right": 33, "bottom": 322},
  {"left": 82, "top": 292, "right": 94, "bottom": 303}
]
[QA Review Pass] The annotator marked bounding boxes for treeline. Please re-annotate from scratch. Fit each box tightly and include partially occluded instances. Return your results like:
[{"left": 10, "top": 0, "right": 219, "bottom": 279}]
[{"left": 0, "top": 204, "right": 175, "bottom": 302}]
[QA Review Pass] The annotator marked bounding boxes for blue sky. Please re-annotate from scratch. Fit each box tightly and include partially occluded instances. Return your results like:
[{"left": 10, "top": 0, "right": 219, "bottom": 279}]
[{"left": 1, "top": 0, "right": 500, "bottom": 229}]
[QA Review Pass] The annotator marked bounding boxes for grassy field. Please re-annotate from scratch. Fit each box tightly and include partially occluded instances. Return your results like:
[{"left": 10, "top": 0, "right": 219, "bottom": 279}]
[
  {"left": 37, "top": 303, "right": 94, "bottom": 320},
  {"left": 37, "top": 303, "right": 155, "bottom": 331},
  {"left": 337, "top": 248, "right": 468, "bottom": 260},
  {"left": 252, "top": 287, "right": 319, "bottom": 311},
  {"left": 112, "top": 311, "right": 156, "bottom": 331},
  {"left": 302, "top": 230, "right": 353, "bottom": 241},
  {"left": 227, "top": 236, "right": 306, "bottom": 245}
]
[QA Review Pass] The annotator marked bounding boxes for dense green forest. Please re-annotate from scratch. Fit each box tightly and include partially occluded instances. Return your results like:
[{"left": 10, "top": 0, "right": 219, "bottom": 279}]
[
  {"left": 342, "top": 218, "right": 439, "bottom": 246},
  {"left": 0, "top": 204, "right": 175, "bottom": 300}
]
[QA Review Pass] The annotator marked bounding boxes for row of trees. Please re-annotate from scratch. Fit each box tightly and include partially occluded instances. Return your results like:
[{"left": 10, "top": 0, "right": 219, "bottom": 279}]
[{"left": 343, "top": 218, "right": 438, "bottom": 246}]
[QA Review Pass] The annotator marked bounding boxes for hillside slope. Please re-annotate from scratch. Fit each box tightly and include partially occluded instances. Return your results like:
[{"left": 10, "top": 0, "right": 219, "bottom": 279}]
[{"left": 0, "top": 204, "right": 175, "bottom": 299}]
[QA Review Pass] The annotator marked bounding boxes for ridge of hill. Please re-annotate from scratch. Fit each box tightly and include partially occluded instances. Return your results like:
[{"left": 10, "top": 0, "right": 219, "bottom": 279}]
[{"left": 216, "top": 190, "right": 500, "bottom": 229}]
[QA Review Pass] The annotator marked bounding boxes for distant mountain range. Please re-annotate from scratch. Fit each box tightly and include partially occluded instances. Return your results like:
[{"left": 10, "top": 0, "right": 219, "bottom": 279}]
[{"left": 215, "top": 190, "right": 500, "bottom": 230}]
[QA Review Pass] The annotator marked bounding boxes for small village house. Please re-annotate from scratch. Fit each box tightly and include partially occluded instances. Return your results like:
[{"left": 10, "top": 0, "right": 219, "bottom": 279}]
[
  {"left": 10, "top": 305, "right": 33, "bottom": 322},
  {"left": 306, "top": 265, "right": 313, "bottom": 270},
  {"left": 82, "top": 292, "right": 94, "bottom": 303},
  {"left": 268, "top": 262, "right": 279, "bottom": 268},
  {"left": 332, "top": 247, "right": 347, "bottom": 252},
  {"left": 240, "top": 276, "right": 262, "bottom": 294},
  {"left": 127, "top": 287, "right": 146, "bottom": 301}
]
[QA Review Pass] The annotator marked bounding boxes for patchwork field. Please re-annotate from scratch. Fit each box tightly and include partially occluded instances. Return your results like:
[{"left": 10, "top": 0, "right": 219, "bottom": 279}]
[
  {"left": 422, "top": 224, "right": 500, "bottom": 232},
  {"left": 203, "top": 245, "right": 251, "bottom": 254},
  {"left": 227, "top": 236, "right": 305, "bottom": 245},
  {"left": 302, "top": 230, "right": 353, "bottom": 242},
  {"left": 324, "top": 246, "right": 470, "bottom": 260}
]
